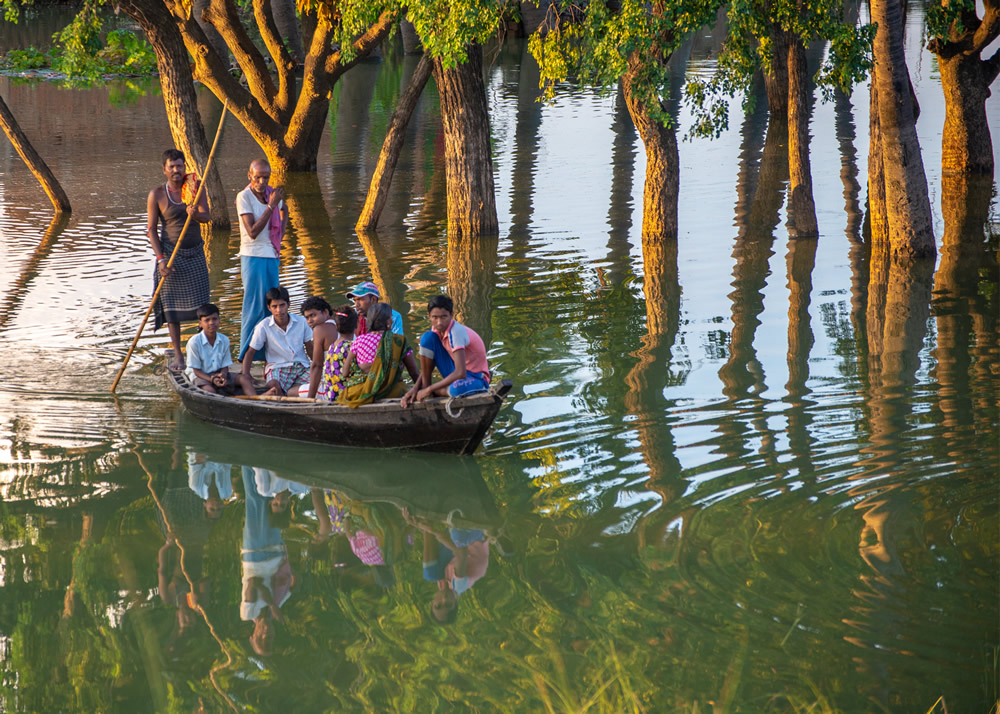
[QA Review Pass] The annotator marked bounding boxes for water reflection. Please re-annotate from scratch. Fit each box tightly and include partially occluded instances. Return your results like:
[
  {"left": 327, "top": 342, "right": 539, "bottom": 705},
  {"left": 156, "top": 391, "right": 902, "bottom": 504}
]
[{"left": 1, "top": 20, "right": 998, "bottom": 712}]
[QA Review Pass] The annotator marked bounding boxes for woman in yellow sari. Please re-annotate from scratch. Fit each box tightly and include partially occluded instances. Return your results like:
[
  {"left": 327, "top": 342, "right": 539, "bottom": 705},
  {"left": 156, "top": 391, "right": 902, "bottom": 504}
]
[{"left": 339, "top": 303, "right": 418, "bottom": 407}]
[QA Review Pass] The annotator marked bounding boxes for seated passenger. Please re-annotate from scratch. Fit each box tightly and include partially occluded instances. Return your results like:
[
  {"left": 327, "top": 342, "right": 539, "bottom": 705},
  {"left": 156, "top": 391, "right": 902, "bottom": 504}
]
[
  {"left": 240, "top": 286, "right": 313, "bottom": 397},
  {"left": 401, "top": 295, "right": 490, "bottom": 407},
  {"left": 346, "top": 280, "right": 404, "bottom": 336},
  {"left": 339, "top": 303, "right": 418, "bottom": 407},
  {"left": 185, "top": 303, "right": 256, "bottom": 397},
  {"left": 308, "top": 304, "right": 357, "bottom": 401},
  {"left": 299, "top": 295, "right": 339, "bottom": 399}
]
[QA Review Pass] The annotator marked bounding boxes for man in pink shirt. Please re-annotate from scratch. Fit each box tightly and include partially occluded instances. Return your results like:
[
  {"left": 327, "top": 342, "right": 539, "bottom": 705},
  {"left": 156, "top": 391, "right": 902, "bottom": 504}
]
[{"left": 401, "top": 294, "right": 491, "bottom": 407}]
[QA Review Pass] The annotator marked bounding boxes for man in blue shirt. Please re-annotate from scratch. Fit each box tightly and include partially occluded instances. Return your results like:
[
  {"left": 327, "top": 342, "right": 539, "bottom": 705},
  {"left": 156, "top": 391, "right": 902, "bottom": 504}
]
[{"left": 347, "top": 280, "right": 404, "bottom": 336}]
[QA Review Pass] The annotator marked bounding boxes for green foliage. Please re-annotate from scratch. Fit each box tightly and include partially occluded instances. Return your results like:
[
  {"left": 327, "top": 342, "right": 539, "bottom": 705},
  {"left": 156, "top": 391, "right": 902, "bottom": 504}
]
[
  {"left": 2, "top": 0, "right": 28, "bottom": 23},
  {"left": 1, "top": 46, "right": 50, "bottom": 70},
  {"left": 685, "top": 0, "right": 875, "bottom": 138},
  {"left": 529, "top": 0, "right": 723, "bottom": 128},
  {"left": 395, "top": 0, "right": 512, "bottom": 69},
  {"left": 2, "top": 0, "right": 158, "bottom": 81},
  {"left": 925, "top": 0, "right": 976, "bottom": 43}
]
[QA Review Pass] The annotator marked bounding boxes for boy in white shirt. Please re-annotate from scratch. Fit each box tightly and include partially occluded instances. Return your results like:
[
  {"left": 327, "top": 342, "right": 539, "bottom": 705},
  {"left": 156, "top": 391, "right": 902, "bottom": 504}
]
[
  {"left": 241, "top": 286, "right": 313, "bottom": 396},
  {"left": 185, "top": 304, "right": 256, "bottom": 396}
]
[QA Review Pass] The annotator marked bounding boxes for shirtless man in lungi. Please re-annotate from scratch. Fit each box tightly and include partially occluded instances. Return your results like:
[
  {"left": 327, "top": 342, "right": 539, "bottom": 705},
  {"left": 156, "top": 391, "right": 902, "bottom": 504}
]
[{"left": 147, "top": 149, "right": 211, "bottom": 370}]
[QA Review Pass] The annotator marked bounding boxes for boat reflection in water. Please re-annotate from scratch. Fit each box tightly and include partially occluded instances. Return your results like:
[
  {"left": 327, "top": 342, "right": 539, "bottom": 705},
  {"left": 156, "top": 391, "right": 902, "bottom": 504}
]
[{"left": 138, "top": 417, "right": 512, "bottom": 708}]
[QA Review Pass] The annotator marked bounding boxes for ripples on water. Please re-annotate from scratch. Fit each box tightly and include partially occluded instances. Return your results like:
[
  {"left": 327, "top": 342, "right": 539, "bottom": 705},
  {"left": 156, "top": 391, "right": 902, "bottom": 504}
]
[{"left": 0, "top": 12, "right": 998, "bottom": 713}]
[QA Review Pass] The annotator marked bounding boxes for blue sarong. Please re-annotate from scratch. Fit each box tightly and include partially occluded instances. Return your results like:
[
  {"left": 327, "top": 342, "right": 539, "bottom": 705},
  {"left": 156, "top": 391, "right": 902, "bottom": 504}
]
[{"left": 239, "top": 255, "right": 279, "bottom": 361}]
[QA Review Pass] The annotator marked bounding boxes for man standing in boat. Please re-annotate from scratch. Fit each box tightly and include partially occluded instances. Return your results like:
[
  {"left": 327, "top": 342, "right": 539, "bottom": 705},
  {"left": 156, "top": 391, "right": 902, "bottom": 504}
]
[
  {"left": 147, "top": 149, "right": 211, "bottom": 370},
  {"left": 236, "top": 158, "right": 288, "bottom": 362}
]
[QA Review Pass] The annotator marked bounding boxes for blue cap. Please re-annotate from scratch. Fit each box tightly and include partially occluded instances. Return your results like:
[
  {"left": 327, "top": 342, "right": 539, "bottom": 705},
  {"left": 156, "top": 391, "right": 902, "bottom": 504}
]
[{"left": 347, "top": 280, "right": 379, "bottom": 299}]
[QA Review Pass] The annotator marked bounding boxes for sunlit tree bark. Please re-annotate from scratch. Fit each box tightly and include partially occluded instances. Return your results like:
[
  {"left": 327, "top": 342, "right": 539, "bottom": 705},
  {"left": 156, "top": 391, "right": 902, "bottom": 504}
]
[
  {"left": 868, "top": 0, "right": 935, "bottom": 259},
  {"left": 432, "top": 44, "right": 499, "bottom": 238},
  {"left": 0, "top": 95, "right": 71, "bottom": 214},
  {"left": 121, "top": 0, "right": 229, "bottom": 227},
  {"left": 622, "top": 49, "right": 678, "bottom": 243},
  {"left": 927, "top": 0, "right": 1000, "bottom": 177},
  {"left": 786, "top": 37, "right": 818, "bottom": 237},
  {"left": 134, "top": 0, "right": 397, "bottom": 177}
]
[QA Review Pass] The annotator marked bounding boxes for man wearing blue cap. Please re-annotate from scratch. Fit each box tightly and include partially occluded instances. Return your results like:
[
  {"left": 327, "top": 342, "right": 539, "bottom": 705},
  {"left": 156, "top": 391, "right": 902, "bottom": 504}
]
[{"left": 346, "top": 281, "right": 404, "bottom": 337}]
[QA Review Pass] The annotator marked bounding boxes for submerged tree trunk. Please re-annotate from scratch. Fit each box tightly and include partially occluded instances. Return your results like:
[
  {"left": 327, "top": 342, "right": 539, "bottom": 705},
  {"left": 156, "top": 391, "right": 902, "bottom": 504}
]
[
  {"left": 622, "top": 51, "right": 678, "bottom": 243},
  {"left": 786, "top": 37, "right": 818, "bottom": 238},
  {"left": 936, "top": 52, "right": 999, "bottom": 176},
  {"left": 928, "top": 1, "right": 1000, "bottom": 177},
  {"left": 431, "top": 44, "right": 499, "bottom": 238},
  {"left": 869, "top": 0, "right": 935, "bottom": 259},
  {"left": 357, "top": 55, "right": 432, "bottom": 231},
  {"left": 124, "top": 0, "right": 229, "bottom": 227},
  {"left": 764, "top": 29, "right": 793, "bottom": 116},
  {"left": 0, "top": 95, "right": 71, "bottom": 213}
]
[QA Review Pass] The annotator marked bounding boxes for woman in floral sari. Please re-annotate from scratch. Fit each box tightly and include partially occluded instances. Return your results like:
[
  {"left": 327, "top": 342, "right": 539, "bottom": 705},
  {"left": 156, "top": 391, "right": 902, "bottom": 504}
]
[{"left": 339, "top": 303, "right": 418, "bottom": 407}]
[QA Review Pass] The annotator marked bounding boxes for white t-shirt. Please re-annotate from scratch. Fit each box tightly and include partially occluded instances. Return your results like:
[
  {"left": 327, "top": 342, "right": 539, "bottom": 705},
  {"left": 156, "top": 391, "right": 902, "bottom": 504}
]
[
  {"left": 236, "top": 187, "right": 283, "bottom": 259},
  {"left": 253, "top": 468, "right": 310, "bottom": 497},
  {"left": 248, "top": 314, "right": 311, "bottom": 369},
  {"left": 188, "top": 454, "right": 234, "bottom": 501},
  {"left": 184, "top": 331, "right": 233, "bottom": 382}
]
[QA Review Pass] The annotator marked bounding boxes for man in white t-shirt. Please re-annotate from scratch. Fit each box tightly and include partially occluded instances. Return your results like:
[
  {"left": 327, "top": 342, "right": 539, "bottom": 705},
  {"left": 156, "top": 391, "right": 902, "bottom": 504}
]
[
  {"left": 240, "top": 286, "right": 313, "bottom": 396},
  {"left": 236, "top": 158, "right": 288, "bottom": 362}
]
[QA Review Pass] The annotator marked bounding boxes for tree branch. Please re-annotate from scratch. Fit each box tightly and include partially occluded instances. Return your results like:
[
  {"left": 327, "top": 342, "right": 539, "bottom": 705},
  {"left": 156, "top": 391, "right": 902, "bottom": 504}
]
[
  {"left": 970, "top": 3, "right": 1000, "bottom": 54},
  {"left": 253, "top": 0, "right": 296, "bottom": 122},
  {"left": 202, "top": 0, "right": 279, "bottom": 116},
  {"left": 325, "top": 10, "right": 399, "bottom": 78},
  {"left": 984, "top": 47, "right": 1000, "bottom": 84},
  {"left": 163, "top": 0, "right": 285, "bottom": 146}
]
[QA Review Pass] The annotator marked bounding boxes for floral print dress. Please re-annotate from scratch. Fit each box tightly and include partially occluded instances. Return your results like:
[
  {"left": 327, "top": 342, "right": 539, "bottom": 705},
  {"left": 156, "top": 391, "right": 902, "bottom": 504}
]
[{"left": 321, "top": 338, "right": 352, "bottom": 401}]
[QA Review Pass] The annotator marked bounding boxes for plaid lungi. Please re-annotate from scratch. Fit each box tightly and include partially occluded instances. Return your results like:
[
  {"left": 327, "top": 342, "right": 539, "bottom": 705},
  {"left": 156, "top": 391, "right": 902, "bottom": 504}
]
[
  {"left": 153, "top": 241, "right": 210, "bottom": 330},
  {"left": 265, "top": 362, "right": 309, "bottom": 393}
]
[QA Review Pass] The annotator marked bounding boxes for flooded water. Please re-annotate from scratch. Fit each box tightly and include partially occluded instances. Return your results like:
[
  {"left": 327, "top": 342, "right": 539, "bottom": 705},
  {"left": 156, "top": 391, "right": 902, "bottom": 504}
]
[{"left": 1, "top": 8, "right": 998, "bottom": 713}]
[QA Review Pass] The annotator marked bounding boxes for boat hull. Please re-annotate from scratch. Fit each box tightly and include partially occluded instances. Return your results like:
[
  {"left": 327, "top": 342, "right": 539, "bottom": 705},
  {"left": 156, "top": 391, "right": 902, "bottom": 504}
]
[{"left": 167, "top": 370, "right": 511, "bottom": 455}]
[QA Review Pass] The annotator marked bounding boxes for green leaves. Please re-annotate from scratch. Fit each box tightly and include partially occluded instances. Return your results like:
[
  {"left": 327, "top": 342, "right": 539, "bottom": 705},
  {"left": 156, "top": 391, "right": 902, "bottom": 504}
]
[{"left": 529, "top": 0, "right": 723, "bottom": 126}]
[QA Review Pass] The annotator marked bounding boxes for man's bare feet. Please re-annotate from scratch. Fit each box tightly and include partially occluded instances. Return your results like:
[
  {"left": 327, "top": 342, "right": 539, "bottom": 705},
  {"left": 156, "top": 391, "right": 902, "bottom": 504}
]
[
  {"left": 261, "top": 386, "right": 280, "bottom": 397},
  {"left": 168, "top": 356, "right": 185, "bottom": 371}
]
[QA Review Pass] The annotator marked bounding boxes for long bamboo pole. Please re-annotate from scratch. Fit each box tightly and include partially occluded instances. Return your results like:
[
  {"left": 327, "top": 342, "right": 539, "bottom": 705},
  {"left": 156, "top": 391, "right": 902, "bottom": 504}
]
[{"left": 110, "top": 102, "right": 228, "bottom": 393}]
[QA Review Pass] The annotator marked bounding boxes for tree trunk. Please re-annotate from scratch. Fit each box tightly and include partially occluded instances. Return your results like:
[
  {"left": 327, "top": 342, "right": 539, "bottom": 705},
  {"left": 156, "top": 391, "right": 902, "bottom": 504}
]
[
  {"left": 0, "top": 95, "right": 71, "bottom": 213},
  {"left": 764, "top": 29, "right": 792, "bottom": 116},
  {"left": 622, "top": 51, "right": 678, "bottom": 244},
  {"left": 124, "top": 0, "right": 230, "bottom": 228},
  {"left": 431, "top": 44, "right": 499, "bottom": 238},
  {"left": 937, "top": 52, "right": 997, "bottom": 177},
  {"left": 192, "top": 0, "right": 228, "bottom": 65},
  {"left": 271, "top": 0, "right": 305, "bottom": 64},
  {"left": 869, "top": 0, "right": 935, "bottom": 259},
  {"left": 356, "top": 54, "right": 432, "bottom": 231},
  {"left": 786, "top": 37, "right": 818, "bottom": 238},
  {"left": 399, "top": 17, "right": 422, "bottom": 54},
  {"left": 866, "top": 76, "right": 888, "bottom": 244}
]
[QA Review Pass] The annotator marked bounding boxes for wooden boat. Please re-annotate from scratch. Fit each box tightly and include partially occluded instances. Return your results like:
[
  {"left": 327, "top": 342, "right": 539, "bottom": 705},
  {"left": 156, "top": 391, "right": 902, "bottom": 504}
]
[{"left": 164, "top": 365, "right": 513, "bottom": 455}]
